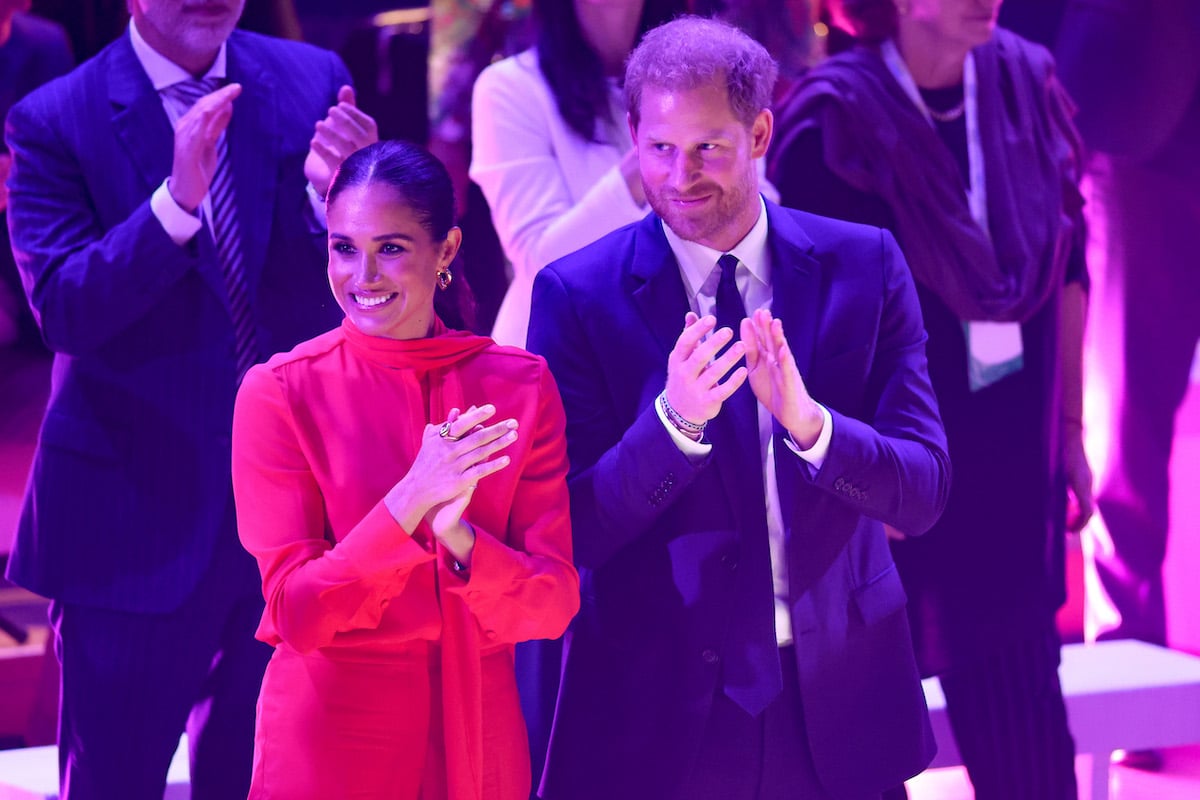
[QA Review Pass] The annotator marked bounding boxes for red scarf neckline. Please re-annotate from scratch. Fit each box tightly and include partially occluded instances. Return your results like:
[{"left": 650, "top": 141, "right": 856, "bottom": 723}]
[{"left": 340, "top": 317, "right": 492, "bottom": 371}]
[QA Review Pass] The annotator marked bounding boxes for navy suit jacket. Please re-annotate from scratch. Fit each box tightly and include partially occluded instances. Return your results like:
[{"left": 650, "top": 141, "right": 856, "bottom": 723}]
[
  {"left": 4, "top": 30, "right": 346, "bottom": 612},
  {"left": 528, "top": 202, "right": 951, "bottom": 799}
]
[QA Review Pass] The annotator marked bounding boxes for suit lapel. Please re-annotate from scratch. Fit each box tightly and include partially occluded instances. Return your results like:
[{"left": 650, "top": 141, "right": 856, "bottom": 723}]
[
  {"left": 764, "top": 205, "right": 839, "bottom": 596},
  {"left": 225, "top": 33, "right": 282, "bottom": 298},
  {"left": 108, "top": 36, "right": 174, "bottom": 196},
  {"left": 766, "top": 202, "right": 822, "bottom": 378},
  {"left": 107, "top": 35, "right": 228, "bottom": 307},
  {"left": 631, "top": 215, "right": 691, "bottom": 358},
  {"left": 767, "top": 203, "right": 823, "bottom": 519}
]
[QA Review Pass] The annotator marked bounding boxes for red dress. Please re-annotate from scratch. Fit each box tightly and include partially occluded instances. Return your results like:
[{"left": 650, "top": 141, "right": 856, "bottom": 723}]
[{"left": 232, "top": 318, "right": 579, "bottom": 800}]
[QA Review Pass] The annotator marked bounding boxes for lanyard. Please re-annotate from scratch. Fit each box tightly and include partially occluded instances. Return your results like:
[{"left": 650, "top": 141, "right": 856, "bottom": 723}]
[
  {"left": 880, "top": 41, "right": 1020, "bottom": 389},
  {"left": 880, "top": 40, "right": 988, "bottom": 238}
]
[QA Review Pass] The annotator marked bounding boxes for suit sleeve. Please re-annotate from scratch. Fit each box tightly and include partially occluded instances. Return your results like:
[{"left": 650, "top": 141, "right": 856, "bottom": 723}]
[
  {"left": 469, "top": 62, "right": 645, "bottom": 284},
  {"left": 790, "top": 229, "right": 951, "bottom": 536},
  {"left": 232, "top": 364, "right": 438, "bottom": 653},
  {"left": 5, "top": 98, "right": 205, "bottom": 354},
  {"left": 530, "top": 266, "right": 713, "bottom": 569},
  {"left": 444, "top": 364, "right": 581, "bottom": 642}
]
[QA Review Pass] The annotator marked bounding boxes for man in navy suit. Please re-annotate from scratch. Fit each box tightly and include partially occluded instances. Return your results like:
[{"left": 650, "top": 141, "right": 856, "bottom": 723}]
[
  {"left": 529, "top": 17, "right": 950, "bottom": 800},
  {"left": 3, "top": 0, "right": 376, "bottom": 796}
]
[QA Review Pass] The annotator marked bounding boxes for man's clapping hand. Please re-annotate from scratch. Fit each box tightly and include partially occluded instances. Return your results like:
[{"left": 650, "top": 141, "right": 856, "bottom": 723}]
[
  {"left": 664, "top": 312, "right": 747, "bottom": 428},
  {"left": 168, "top": 83, "right": 242, "bottom": 213},
  {"left": 741, "top": 308, "right": 823, "bottom": 448},
  {"left": 305, "top": 85, "right": 379, "bottom": 198}
]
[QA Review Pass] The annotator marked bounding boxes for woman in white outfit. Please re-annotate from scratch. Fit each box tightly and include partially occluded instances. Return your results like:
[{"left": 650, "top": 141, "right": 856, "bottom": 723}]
[{"left": 470, "top": 0, "right": 686, "bottom": 348}]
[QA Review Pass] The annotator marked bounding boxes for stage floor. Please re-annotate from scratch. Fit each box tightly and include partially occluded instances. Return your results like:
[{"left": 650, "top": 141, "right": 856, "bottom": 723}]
[{"left": 909, "top": 746, "right": 1200, "bottom": 799}]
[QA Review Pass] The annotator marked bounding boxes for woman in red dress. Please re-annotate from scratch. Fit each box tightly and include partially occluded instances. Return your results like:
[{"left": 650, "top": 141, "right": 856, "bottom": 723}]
[{"left": 232, "top": 140, "right": 579, "bottom": 800}]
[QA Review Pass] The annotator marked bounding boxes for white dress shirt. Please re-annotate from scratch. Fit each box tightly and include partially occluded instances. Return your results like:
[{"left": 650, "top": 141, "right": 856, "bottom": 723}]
[
  {"left": 131, "top": 20, "right": 326, "bottom": 245},
  {"left": 657, "top": 196, "right": 834, "bottom": 646},
  {"left": 130, "top": 19, "right": 225, "bottom": 245}
]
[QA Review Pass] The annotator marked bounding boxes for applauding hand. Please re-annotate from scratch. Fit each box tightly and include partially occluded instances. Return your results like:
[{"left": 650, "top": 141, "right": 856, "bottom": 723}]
[
  {"left": 168, "top": 83, "right": 242, "bottom": 213},
  {"left": 384, "top": 404, "right": 518, "bottom": 566},
  {"left": 663, "top": 312, "right": 748, "bottom": 437},
  {"left": 741, "top": 309, "right": 823, "bottom": 448},
  {"left": 305, "top": 85, "right": 379, "bottom": 198}
]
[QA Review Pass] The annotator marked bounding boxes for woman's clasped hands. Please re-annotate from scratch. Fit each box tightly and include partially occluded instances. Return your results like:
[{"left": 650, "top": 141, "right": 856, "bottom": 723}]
[{"left": 384, "top": 404, "right": 519, "bottom": 567}]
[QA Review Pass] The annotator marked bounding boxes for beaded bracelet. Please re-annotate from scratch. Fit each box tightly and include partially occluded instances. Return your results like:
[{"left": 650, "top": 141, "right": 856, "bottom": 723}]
[{"left": 659, "top": 392, "right": 706, "bottom": 437}]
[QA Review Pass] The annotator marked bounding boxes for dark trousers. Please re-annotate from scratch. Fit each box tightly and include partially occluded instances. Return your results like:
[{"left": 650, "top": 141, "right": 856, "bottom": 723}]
[
  {"left": 678, "top": 646, "right": 881, "bottom": 800},
  {"left": 939, "top": 624, "right": 1077, "bottom": 800},
  {"left": 1083, "top": 153, "right": 1200, "bottom": 646},
  {"left": 50, "top": 528, "right": 270, "bottom": 800}
]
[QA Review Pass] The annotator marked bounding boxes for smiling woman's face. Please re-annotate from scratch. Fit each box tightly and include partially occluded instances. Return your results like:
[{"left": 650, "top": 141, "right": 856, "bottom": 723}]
[{"left": 326, "top": 183, "right": 460, "bottom": 341}]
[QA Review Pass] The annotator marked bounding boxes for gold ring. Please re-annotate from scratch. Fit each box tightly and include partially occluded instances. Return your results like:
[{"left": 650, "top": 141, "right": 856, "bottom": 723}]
[{"left": 438, "top": 422, "right": 459, "bottom": 441}]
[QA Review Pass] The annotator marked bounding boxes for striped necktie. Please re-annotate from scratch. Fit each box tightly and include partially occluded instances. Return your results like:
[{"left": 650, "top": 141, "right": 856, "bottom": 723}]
[{"left": 162, "top": 78, "right": 258, "bottom": 378}]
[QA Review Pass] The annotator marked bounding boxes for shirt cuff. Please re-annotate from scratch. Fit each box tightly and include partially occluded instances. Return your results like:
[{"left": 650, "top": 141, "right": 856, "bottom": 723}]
[
  {"left": 306, "top": 182, "right": 328, "bottom": 228},
  {"left": 783, "top": 403, "right": 833, "bottom": 470},
  {"left": 151, "top": 179, "right": 202, "bottom": 245},
  {"left": 655, "top": 393, "right": 711, "bottom": 458}
]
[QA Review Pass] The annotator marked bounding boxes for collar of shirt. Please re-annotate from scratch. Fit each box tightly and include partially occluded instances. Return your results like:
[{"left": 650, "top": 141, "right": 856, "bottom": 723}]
[
  {"left": 661, "top": 195, "right": 771, "bottom": 310},
  {"left": 129, "top": 18, "right": 228, "bottom": 91}
]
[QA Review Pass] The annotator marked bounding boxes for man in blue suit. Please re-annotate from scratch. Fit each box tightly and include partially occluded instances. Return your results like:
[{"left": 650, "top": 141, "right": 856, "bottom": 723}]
[
  {"left": 3, "top": 1, "right": 376, "bottom": 796},
  {"left": 529, "top": 17, "right": 950, "bottom": 800}
]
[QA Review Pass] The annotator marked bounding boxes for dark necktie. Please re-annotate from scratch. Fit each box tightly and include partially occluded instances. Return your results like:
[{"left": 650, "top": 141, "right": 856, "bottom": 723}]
[
  {"left": 163, "top": 78, "right": 258, "bottom": 378},
  {"left": 714, "top": 253, "right": 783, "bottom": 716}
]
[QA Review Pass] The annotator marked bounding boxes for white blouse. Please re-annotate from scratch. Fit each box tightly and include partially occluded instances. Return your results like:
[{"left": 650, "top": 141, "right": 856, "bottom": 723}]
[{"left": 470, "top": 49, "right": 646, "bottom": 348}]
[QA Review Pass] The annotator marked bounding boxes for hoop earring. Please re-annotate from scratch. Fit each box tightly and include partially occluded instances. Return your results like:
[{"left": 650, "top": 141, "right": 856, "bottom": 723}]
[{"left": 436, "top": 268, "right": 453, "bottom": 291}]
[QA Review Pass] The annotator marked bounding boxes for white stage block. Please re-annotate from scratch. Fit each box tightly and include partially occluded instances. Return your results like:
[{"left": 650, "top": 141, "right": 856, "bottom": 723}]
[
  {"left": 0, "top": 735, "right": 188, "bottom": 800},
  {"left": 923, "top": 640, "right": 1200, "bottom": 800}
]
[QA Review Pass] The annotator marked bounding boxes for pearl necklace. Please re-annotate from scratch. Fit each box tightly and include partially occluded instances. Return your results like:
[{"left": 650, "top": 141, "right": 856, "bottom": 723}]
[{"left": 926, "top": 101, "right": 965, "bottom": 123}]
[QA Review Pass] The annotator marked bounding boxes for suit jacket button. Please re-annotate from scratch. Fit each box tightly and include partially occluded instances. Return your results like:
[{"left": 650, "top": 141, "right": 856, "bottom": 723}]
[{"left": 701, "top": 649, "right": 719, "bottom": 664}]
